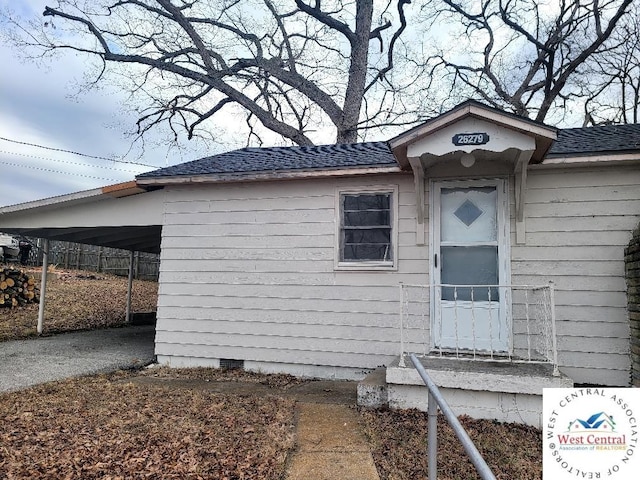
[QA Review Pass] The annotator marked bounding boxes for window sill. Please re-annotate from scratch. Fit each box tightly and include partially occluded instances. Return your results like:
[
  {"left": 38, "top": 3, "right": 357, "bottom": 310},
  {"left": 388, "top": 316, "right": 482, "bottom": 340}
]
[{"left": 335, "top": 261, "right": 397, "bottom": 271}]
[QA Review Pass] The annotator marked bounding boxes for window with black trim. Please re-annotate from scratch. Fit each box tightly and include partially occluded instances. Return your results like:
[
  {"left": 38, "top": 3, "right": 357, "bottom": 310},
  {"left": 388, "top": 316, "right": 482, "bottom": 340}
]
[{"left": 339, "top": 192, "right": 393, "bottom": 264}]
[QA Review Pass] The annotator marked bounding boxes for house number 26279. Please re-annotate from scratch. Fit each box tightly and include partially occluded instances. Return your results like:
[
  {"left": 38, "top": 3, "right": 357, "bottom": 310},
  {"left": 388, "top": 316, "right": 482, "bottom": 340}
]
[{"left": 452, "top": 133, "right": 490, "bottom": 146}]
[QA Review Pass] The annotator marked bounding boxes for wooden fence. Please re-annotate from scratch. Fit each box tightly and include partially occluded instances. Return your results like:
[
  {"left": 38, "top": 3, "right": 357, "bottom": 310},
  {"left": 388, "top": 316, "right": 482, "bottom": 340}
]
[{"left": 27, "top": 239, "right": 159, "bottom": 281}]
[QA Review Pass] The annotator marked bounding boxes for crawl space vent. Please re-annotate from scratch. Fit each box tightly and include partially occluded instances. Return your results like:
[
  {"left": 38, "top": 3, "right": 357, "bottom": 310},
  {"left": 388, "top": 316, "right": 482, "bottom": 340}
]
[{"left": 220, "top": 359, "right": 244, "bottom": 370}]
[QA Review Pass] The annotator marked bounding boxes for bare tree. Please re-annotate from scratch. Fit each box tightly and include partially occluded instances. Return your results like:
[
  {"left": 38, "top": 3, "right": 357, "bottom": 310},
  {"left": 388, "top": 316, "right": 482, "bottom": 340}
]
[
  {"left": 582, "top": 2, "right": 640, "bottom": 125},
  {"left": 4, "top": 0, "right": 430, "bottom": 147},
  {"left": 421, "top": 0, "right": 633, "bottom": 123}
]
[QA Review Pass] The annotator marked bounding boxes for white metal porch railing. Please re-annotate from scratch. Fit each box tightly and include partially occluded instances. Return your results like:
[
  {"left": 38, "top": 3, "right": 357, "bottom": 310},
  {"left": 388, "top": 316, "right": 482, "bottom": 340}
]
[{"left": 399, "top": 283, "right": 559, "bottom": 375}]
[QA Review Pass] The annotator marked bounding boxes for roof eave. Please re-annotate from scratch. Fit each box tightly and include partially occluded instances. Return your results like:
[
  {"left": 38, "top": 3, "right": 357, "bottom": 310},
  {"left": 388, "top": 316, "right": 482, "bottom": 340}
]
[
  {"left": 0, "top": 181, "right": 149, "bottom": 215},
  {"left": 136, "top": 165, "right": 404, "bottom": 186},
  {"left": 539, "top": 152, "right": 640, "bottom": 166}
]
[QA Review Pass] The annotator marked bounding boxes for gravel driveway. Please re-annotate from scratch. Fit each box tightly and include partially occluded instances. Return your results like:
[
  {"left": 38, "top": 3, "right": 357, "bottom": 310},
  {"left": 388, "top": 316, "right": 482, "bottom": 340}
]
[{"left": 0, "top": 325, "right": 155, "bottom": 393}]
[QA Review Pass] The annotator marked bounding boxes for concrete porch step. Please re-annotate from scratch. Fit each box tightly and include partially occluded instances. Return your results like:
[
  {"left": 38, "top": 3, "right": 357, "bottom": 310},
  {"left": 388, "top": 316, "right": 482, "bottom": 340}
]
[{"left": 357, "top": 356, "right": 573, "bottom": 428}]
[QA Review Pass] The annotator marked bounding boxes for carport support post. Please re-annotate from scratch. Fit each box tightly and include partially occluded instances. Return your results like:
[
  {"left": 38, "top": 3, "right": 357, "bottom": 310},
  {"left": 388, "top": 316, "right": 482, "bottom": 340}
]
[
  {"left": 37, "top": 239, "right": 49, "bottom": 334},
  {"left": 125, "top": 250, "right": 135, "bottom": 323}
]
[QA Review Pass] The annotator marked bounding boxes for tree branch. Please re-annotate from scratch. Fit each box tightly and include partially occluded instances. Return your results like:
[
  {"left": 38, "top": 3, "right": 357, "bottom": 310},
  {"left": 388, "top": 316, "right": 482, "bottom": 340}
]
[{"left": 294, "top": 0, "right": 355, "bottom": 43}]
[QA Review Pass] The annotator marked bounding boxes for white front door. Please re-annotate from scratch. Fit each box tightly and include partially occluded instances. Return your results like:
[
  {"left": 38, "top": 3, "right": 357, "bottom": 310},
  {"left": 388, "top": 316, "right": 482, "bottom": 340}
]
[{"left": 431, "top": 179, "right": 510, "bottom": 353}]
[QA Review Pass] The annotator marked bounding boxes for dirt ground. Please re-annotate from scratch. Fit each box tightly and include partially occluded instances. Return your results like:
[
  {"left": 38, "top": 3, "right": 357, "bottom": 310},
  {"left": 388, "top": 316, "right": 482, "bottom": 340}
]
[
  {"left": 0, "top": 369, "right": 297, "bottom": 479},
  {"left": 0, "top": 367, "right": 542, "bottom": 480},
  {"left": 0, "top": 266, "right": 158, "bottom": 341},
  {"left": 361, "top": 408, "right": 542, "bottom": 480}
]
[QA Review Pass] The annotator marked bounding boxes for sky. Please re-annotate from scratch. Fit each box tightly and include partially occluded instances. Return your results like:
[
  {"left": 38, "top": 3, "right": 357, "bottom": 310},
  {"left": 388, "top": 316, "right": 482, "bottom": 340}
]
[
  {"left": 0, "top": 0, "right": 212, "bottom": 208},
  {"left": 1, "top": 0, "right": 414, "bottom": 209},
  {"left": 0, "top": 1, "right": 610, "bottom": 209}
]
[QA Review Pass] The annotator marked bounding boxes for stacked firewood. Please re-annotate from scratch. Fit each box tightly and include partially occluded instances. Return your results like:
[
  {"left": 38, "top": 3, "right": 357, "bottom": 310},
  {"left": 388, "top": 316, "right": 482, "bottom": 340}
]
[{"left": 0, "top": 268, "right": 38, "bottom": 308}]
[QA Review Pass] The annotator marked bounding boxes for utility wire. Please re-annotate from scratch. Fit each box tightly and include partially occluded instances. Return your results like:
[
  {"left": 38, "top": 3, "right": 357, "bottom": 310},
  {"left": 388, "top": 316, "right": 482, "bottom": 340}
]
[
  {"left": 0, "top": 150, "right": 147, "bottom": 174},
  {"left": 0, "top": 160, "right": 119, "bottom": 181},
  {"left": 0, "top": 136, "right": 156, "bottom": 168}
]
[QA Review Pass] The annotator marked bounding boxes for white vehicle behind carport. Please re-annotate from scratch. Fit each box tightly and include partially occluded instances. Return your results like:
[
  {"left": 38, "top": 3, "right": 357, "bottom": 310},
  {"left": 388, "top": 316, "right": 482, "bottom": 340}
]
[{"left": 0, "top": 232, "right": 19, "bottom": 261}]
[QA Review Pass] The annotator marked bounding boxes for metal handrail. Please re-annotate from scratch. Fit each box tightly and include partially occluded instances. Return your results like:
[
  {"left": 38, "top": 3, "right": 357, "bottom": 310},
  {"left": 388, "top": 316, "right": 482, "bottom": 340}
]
[{"left": 409, "top": 353, "right": 497, "bottom": 480}]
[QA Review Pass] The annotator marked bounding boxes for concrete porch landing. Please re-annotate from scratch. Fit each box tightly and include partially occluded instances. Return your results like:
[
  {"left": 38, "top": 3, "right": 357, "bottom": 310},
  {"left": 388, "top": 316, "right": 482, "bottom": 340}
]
[{"left": 358, "top": 356, "right": 573, "bottom": 428}]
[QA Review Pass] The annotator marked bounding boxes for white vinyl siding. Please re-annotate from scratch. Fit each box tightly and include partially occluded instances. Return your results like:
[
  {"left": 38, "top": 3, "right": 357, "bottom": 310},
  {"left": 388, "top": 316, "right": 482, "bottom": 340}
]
[
  {"left": 154, "top": 163, "right": 639, "bottom": 386},
  {"left": 511, "top": 165, "right": 640, "bottom": 386},
  {"left": 155, "top": 175, "right": 427, "bottom": 377}
]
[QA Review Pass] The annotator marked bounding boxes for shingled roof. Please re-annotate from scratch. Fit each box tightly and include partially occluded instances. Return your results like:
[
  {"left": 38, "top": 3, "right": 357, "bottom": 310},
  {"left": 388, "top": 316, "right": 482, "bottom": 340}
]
[
  {"left": 137, "top": 123, "right": 640, "bottom": 181},
  {"left": 547, "top": 123, "right": 640, "bottom": 156},
  {"left": 136, "top": 141, "right": 397, "bottom": 179}
]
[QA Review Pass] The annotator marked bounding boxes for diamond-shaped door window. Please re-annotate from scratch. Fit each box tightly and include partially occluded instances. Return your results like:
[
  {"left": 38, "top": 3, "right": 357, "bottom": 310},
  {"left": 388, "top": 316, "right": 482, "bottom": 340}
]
[{"left": 454, "top": 199, "right": 483, "bottom": 226}]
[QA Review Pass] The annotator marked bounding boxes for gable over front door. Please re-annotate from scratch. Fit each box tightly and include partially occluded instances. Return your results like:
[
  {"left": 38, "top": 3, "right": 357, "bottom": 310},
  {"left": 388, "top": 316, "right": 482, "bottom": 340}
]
[{"left": 388, "top": 101, "right": 558, "bottom": 355}]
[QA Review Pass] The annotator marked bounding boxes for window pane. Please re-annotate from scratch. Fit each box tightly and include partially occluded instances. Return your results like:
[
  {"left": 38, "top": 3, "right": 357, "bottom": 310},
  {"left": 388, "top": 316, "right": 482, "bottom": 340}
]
[
  {"left": 340, "top": 192, "right": 392, "bottom": 263},
  {"left": 344, "top": 194, "right": 390, "bottom": 210},
  {"left": 344, "top": 210, "right": 390, "bottom": 226},
  {"left": 441, "top": 187, "right": 497, "bottom": 242},
  {"left": 343, "top": 228, "right": 391, "bottom": 244},
  {"left": 441, "top": 246, "right": 498, "bottom": 301},
  {"left": 344, "top": 244, "right": 392, "bottom": 261}
]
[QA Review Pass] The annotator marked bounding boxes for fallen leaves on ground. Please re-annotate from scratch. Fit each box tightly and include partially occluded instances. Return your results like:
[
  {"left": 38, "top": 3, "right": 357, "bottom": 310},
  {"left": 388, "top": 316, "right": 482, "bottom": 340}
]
[
  {"left": 142, "top": 366, "right": 311, "bottom": 389},
  {"left": 0, "top": 371, "right": 296, "bottom": 480},
  {"left": 0, "top": 266, "right": 158, "bottom": 341},
  {"left": 360, "top": 407, "right": 542, "bottom": 480}
]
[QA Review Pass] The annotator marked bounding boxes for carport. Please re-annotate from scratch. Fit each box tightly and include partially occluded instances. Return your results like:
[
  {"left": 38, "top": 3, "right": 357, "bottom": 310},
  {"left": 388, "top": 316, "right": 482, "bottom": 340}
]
[{"left": 0, "top": 181, "right": 164, "bottom": 333}]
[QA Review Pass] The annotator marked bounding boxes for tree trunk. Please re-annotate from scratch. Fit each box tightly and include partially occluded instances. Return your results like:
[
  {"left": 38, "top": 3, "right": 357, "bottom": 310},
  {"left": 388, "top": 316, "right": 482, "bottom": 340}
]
[{"left": 338, "top": 0, "right": 374, "bottom": 143}]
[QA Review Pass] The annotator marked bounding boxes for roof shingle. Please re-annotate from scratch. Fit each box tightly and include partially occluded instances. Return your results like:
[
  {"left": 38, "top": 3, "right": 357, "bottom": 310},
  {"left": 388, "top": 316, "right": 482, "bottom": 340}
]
[
  {"left": 547, "top": 123, "right": 640, "bottom": 156},
  {"left": 137, "top": 141, "right": 396, "bottom": 179},
  {"left": 138, "top": 123, "right": 640, "bottom": 180}
]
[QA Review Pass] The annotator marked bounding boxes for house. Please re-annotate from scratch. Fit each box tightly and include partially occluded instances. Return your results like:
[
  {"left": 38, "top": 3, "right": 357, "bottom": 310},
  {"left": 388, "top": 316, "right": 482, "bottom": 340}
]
[
  {"left": 567, "top": 412, "right": 616, "bottom": 432},
  {"left": 1, "top": 101, "right": 638, "bottom": 426}
]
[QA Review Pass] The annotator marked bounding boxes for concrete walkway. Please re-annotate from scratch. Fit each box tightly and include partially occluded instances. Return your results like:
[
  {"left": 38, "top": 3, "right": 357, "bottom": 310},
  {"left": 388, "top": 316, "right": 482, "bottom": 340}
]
[
  {"left": 285, "top": 403, "right": 380, "bottom": 480},
  {"left": 0, "top": 325, "right": 155, "bottom": 392}
]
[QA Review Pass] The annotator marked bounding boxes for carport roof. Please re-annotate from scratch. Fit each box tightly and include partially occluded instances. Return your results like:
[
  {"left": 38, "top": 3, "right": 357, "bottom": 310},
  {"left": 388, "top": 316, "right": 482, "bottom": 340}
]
[{"left": 0, "top": 182, "right": 163, "bottom": 254}]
